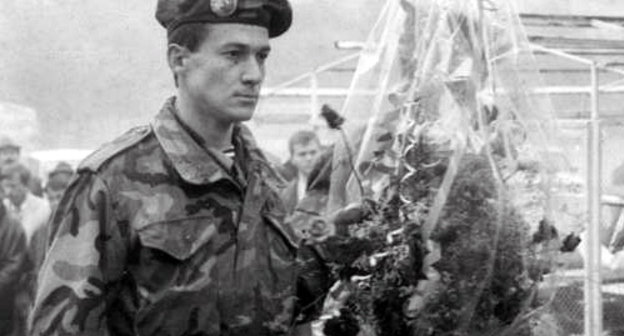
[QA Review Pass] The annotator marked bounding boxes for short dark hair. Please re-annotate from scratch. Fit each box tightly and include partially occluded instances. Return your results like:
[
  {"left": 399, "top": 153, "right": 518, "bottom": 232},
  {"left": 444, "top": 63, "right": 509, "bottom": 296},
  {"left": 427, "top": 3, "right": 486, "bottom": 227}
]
[
  {"left": 288, "top": 130, "right": 320, "bottom": 155},
  {"left": 1, "top": 162, "right": 31, "bottom": 186},
  {"left": 167, "top": 23, "right": 211, "bottom": 87},
  {"left": 168, "top": 23, "right": 211, "bottom": 53}
]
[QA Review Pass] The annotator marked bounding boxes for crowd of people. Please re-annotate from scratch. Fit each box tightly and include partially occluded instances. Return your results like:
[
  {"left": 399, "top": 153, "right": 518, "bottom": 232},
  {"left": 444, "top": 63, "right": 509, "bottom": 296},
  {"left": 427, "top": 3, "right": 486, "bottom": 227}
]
[{"left": 0, "top": 136, "right": 74, "bottom": 335}]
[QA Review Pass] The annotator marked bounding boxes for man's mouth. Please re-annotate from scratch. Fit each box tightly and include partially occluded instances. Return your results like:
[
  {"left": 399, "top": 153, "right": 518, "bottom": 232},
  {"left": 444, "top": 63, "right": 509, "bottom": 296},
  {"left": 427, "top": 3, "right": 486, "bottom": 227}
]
[
  {"left": 235, "top": 94, "right": 259, "bottom": 103},
  {"left": 236, "top": 93, "right": 258, "bottom": 98}
]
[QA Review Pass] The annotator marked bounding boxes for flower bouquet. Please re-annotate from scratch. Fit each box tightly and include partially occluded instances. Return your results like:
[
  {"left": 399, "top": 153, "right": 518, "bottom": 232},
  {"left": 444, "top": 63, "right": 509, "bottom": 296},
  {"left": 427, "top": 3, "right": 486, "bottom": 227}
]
[{"left": 312, "top": 1, "right": 579, "bottom": 335}]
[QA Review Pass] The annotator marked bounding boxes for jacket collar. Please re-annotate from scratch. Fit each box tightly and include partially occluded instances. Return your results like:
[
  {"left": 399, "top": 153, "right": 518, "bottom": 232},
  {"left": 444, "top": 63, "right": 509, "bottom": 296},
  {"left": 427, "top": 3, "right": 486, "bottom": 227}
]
[{"left": 151, "top": 97, "right": 283, "bottom": 187}]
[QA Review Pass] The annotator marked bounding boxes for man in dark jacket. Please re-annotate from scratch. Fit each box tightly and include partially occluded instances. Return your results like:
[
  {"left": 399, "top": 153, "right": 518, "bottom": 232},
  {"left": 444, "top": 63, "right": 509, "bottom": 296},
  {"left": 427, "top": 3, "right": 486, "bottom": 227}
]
[
  {"left": 280, "top": 130, "right": 323, "bottom": 215},
  {"left": 0, "top": 187, "right": 27, "bottom": 335}
]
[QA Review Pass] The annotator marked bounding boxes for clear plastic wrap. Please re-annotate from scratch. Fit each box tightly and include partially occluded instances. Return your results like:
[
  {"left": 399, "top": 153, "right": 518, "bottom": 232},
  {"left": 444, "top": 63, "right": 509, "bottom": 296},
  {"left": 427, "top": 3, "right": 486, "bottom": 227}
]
[{"left": 317, "top": 0, "right": 577, "bottom": 335}]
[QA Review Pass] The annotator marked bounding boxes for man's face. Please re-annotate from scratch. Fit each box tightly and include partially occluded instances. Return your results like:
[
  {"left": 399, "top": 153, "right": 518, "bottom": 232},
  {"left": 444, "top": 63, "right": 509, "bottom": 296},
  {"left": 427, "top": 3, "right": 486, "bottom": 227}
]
[
  {"left": 1, "top": 173, "right": 28, "bottom": 207},
  {"left": 46, "top": 189, "right": 65, "bottom": 209},
  {"left": 0, "top": 148, "right": 19, "bottom": 166},
  {"left": 179, "top": 23, "right": 270, "bottom": 123},
  {"left": 291, "top": 141, "right": 321, "bottom": 177}
]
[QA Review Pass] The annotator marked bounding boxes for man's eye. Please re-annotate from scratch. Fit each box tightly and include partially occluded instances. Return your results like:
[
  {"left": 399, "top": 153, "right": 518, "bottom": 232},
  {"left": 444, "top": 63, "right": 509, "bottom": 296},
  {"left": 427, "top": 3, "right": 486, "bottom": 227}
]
[{"left": 224, "top": 50, "right": 242, "bottom": 59}]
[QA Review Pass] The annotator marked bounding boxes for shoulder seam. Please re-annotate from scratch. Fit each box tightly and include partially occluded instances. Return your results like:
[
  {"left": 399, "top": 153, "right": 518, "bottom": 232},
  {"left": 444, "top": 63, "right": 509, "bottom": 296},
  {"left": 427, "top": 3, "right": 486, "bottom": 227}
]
[{"left": 78, "top": 125, "right": 152, "bottom": 173}]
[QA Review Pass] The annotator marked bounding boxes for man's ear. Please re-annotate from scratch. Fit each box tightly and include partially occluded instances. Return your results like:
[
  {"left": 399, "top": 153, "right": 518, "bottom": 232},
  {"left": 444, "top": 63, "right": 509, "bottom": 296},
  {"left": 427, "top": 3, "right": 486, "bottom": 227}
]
[{"left": 167, "top": 43, "right": 191, "bottom": 77}]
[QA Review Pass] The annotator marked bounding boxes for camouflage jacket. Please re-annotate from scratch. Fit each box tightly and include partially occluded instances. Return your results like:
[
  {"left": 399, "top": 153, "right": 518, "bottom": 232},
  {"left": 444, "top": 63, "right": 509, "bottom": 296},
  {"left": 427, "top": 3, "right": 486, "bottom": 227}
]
[{"left": 30, "top": 98, "right": 325, "bottom": 336}]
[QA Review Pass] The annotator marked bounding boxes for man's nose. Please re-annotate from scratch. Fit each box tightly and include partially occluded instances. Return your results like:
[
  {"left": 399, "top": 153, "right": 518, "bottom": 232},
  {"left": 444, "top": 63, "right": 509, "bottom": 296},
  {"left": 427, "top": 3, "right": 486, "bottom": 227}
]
[{"left": 241, "top": 58, "right": 264, "bottom": 85}]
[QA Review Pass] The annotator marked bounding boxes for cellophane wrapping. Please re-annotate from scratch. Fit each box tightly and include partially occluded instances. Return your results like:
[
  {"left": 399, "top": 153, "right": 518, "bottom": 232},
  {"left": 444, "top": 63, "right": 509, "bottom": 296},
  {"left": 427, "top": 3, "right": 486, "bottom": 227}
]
[{"left": 315, "top": 0, "right": 577, "bottom": 335}]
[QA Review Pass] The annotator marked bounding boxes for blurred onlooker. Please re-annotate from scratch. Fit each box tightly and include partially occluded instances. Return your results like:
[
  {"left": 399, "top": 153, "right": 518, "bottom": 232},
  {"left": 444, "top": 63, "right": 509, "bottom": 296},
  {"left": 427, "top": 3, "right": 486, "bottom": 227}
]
[
  {"left": 14, "top": 162, "right": 75, "bottom": 336},
  {"left": 0, "top": 136, "right": 20, "bottom": 167},
  {"left": 0, "top": 162, "right": 51, "bottom": 335},
  {"left": 44, "top": 162, "right": 75, "bottom": 211},
  {"left": 1, "top": 163, "right": 51, "bottom": 243},
  {"left": 32, "top": 160, "right": 74, "bottom": 274},
  {"left": 0, "top": 182, "right": 27, "bottom": 335},
  {"left": 0, "top": 135, "right": 43, "bottom": 197},
  {"left": 280, "top": 130, "right": 323, "bottom": 214},
  {"left": 286, "top": 148, "right": 334, "bottom": 240}
]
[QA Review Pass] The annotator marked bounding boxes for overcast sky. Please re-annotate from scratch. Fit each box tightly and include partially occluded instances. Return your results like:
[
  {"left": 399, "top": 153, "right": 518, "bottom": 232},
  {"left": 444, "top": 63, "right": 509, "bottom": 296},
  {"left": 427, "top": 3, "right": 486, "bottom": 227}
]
[{"left": 0, "top": 0, "right": 384, "bottom": 150}]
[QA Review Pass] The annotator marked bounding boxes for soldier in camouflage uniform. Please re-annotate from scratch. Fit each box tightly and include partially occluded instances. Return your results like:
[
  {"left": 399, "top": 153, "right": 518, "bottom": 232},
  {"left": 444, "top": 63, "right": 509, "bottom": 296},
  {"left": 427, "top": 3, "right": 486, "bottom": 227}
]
[{"left": 30, "top": 1, "right": 331, "bottom": 335}]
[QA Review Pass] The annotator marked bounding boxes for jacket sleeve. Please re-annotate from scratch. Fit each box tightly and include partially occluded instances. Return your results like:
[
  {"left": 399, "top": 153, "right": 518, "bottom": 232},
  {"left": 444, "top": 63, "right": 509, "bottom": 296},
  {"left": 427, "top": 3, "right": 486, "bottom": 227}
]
[
  {"left": 295, "top": 242, "right": 334, "bottom": 324},
  {"left": 0, "top": 216, "right": 26, "bottom": 293},
  {"left": 30, "top": 173, "right": 129, "bottom": 336}
]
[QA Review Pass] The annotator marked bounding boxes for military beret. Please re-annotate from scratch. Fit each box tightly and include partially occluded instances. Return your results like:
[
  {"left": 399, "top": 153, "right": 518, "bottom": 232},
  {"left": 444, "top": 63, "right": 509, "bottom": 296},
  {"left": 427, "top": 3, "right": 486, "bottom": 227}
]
[{"left": 156, "top": 0, "right": 292, "bottom": 38}]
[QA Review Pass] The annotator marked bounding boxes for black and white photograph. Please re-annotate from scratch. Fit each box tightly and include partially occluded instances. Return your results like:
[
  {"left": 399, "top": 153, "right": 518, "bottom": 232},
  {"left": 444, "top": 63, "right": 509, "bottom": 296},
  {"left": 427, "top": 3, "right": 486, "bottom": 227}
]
[{"left": 1, "top": 0, "right": 624, "bottom": 335}]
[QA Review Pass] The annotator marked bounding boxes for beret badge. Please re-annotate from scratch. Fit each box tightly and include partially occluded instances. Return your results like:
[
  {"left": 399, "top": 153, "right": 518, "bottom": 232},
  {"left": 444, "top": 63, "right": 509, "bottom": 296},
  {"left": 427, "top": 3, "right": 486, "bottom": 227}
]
[{"left": 210, "top": 0, "right": 238, "bottom": 17}]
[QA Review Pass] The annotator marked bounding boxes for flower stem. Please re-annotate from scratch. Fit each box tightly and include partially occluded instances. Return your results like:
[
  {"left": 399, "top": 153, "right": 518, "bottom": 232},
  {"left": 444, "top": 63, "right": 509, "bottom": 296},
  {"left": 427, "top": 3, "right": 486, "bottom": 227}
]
[{"left": 339, "top": 129, "right": 366, "bottom": 199}]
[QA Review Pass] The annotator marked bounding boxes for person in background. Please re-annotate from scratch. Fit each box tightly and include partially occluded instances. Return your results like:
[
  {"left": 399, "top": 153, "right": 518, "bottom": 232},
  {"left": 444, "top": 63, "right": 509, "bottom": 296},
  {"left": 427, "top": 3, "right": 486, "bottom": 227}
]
[
  {"left": 0, "top": 136, "right": 21, "bottom": 167},
  {"left": 286, "top": 148, "right": 334, "bottom": 240},
  {"left": 281, "top": 130, "right": 323, "bottom": 214},
  {"left": 1, "top": 163, "right": 51, "bottom": 243},
  {"left": 21, "top": 162, "right": 76, "bottom": 316},
  {"left": 0, "top": 185, "right": 27, "bottom": 336},
  {"left": 0, "top": 136, "right": 44, "bottom": 197},
  {"left": 43, "top": 162, "right": 75, "bottom": 211},
  {"left": 1, "top": 162, "right": 51, "bottom": 335}
]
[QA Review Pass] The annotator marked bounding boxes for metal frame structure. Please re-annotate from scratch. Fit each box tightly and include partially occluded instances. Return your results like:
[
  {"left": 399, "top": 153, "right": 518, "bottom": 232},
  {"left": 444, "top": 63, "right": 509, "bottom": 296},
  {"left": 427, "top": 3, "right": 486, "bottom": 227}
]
[
  {"left": 260, "top": 53, "right": 360, "bottom": 118},
  {"left": 260, "top": 24, "right": 624, "bottom": 336},
  {"left": 530, "top": 44, "right": 624, "bottom": 336}
]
